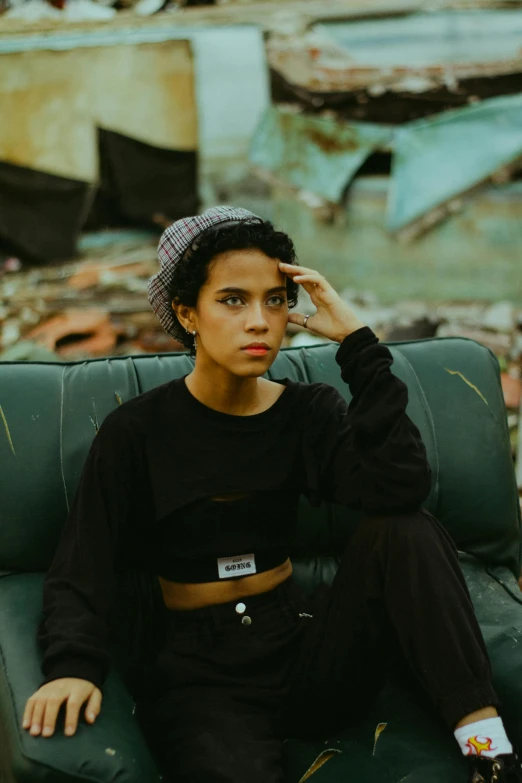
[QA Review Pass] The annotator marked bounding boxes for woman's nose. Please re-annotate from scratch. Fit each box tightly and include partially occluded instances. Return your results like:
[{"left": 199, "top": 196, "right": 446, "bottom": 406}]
[{"left": 246, "top": 303, "right": 269, "bottom": 329}]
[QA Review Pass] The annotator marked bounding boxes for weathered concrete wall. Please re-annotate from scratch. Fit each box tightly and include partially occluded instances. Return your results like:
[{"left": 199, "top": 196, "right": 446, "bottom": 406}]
[
  {"left": 0, "top": 22, "right": 269, "bottom": 183},
  {"left": 0, "top": 39, "right": 197, "bottom": 181},
  {"left": 272, "top": 177, "right": 522, "bottom": 303}
]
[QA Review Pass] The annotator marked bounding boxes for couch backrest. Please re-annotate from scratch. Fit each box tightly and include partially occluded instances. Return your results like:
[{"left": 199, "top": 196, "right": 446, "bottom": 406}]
[{"left": 0, "top": 336, "right": 520, "bottom": 578}]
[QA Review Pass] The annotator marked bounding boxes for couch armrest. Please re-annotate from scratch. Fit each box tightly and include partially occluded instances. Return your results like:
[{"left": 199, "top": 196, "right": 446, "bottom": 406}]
[{"left": 0, "top": 573, "right": 160, "bottom": 783}]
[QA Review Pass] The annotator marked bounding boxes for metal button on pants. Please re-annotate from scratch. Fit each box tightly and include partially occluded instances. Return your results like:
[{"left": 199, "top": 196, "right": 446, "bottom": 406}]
[{"left": 235, "top": 602, "right": 252, "bottom": 624}]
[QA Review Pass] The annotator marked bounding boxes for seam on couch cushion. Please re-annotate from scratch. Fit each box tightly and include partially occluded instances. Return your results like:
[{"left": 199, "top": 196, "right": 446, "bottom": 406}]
[
  {"left": 59, "top": 367, "right": 70, "bottom": 513},
  {"left": 394, "top": 348, "right": 440, "bottom": 514}
]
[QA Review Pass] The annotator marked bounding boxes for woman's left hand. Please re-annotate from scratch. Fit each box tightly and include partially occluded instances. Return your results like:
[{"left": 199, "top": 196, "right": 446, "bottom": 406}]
[{"left": 279, "top": 262, "right": 367, "bottom": 343}]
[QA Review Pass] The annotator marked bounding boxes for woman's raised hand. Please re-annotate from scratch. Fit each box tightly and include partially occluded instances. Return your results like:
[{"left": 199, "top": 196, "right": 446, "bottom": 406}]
[
  {"left": 22, "top": 678, "right": 102, "bottom": 738},
  {"left": 279, "top": 261, "right": 366, "bottom": 343}
]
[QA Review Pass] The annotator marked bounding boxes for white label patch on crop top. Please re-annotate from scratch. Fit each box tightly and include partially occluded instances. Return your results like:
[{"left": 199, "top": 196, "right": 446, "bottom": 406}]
[{"left": 217, "top": 553, "right": 257, "bottom": 579}]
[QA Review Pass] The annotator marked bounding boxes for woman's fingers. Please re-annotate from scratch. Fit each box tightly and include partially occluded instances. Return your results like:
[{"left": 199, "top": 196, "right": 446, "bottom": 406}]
[
  {"left": 22, "top": 697, "right": 35, "bottom": 730},
  {"left": 22, "top": 679, "right": 100, "bottom": 738},
  {"left": 279, "top": 263, "right": 333, "bottom": 295},
  {"left": 287, "top": 311, "right": 317, "bottom": 330},
  {"left": 64, "top": 695, "right": 83, "bottom": 736},
  {"left": 29, "top": 699, "right": 45, "bottom": 736},
  {"left": 41, "top": 697, "right": 63, "bottom": 737},
  {"left": 279, "top": 257, "right": 365, "bottom": 342},
  {"left": 282, "top": 267, "right": 324, "bottom": 282},
  {"left": 293, "top": 275, "right": 324, "bottom": 287},
  {"left": 279, "top": 262, "right": 320, "bottom": 276},
  {"left": 291, "top": 276, "right": 339, "bottom": 306},
  {"left": 85, "top": 688, "right": 102, "bottom": 723}
]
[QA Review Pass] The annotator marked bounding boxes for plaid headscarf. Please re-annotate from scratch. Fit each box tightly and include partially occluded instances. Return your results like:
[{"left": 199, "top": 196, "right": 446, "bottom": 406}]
[{"left": 148, "top": 205, "right": 263, "bottom": 339}]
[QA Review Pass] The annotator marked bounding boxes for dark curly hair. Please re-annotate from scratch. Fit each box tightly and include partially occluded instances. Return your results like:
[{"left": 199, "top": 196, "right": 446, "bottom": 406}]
[{"left": 168, "top": 219, "right": 299, "bottom": 353}]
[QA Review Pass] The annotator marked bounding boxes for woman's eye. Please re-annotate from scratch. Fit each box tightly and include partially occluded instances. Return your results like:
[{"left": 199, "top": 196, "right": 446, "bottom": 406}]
[{"left": 219, "top": 296, "right": 286, "bottom": 307}]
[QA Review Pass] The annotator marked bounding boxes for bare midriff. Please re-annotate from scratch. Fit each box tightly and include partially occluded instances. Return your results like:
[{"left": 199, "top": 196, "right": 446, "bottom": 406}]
[
  {"left": 158, "top": 489, "right": 293, "bottom": 610},
  {"left": 158, "top": 558, "right": 293, "bottom": 611}
]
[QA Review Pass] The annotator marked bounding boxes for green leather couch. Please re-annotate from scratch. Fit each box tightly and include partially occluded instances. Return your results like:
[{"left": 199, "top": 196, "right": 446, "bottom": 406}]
[{"left": 1, "top": 334, "right": 521, "bottom": 783}]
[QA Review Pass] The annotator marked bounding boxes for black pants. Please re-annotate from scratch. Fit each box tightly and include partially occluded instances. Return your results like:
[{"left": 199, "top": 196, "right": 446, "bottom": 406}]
[{"left": 137, "top": 508, "right": 500, "bottom": 783}]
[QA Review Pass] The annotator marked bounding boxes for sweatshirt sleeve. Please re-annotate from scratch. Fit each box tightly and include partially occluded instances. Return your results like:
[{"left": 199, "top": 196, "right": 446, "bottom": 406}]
[
  {"left": 301, "top": 325, "right": 432, "bottom": 516},
  {"left": 37, "top": 409, "right": 141, "bottom": 690}
]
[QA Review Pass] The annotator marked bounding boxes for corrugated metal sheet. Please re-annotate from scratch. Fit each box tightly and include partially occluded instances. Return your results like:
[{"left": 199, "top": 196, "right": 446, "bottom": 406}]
[
  {"left": 250, "top": 94, "right": 522, "bottom": 237},
  {"left": 388, "top": 92, "right": 522, "bottom": 236},
  {"left": 249, "top": 106, "right": 392, "bottom": 202}
]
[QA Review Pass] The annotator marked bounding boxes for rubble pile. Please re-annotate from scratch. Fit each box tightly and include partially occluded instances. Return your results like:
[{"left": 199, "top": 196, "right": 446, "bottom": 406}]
[
  {"left": 0, "top": 235, "right": 181, "bottom": 361},
  {"left": 0, "top": 0, "right": 216, "bottom": 23}
]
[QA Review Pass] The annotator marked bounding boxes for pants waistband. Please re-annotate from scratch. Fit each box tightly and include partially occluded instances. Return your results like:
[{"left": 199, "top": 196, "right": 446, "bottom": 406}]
[{"left": 162, "top": 575, "right": 305, "bottom": 633}]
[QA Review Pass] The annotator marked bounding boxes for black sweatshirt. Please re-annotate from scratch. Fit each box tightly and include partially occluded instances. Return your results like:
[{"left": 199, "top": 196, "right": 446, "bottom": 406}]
[{"left": 37, "top": 325, "right": 432, "bottom": 690}]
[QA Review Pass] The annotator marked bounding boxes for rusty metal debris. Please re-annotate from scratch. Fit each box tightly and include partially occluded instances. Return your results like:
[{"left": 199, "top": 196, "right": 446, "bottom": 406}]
[
  {"left": 388, "top": 93, "right": 522, "bottom": 239},
  {"left": 250, "top": 93, "right": 522, "bottom": 238},
  {"left": 268, "top": 10, "right": 522, "bottom": 108},
  {"left": 25, "top": 310, "right": 118, "bottom": 358},
  {"left": 252, "top": 6, "right": 522, "bottom": 238},
  {"left": 250, "top": 105, "right": 392, "bottom": 203}
]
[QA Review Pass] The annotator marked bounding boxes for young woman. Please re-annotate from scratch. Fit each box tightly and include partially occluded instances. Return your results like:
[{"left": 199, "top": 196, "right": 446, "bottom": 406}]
[{"left": 23, "top": 206, "right": 521, "bottom": 783}]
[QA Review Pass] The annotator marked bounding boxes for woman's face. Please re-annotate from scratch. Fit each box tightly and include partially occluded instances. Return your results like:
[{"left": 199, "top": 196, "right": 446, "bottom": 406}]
[{"left": 190, "top": 248, "right": 289, "bottom": 375}]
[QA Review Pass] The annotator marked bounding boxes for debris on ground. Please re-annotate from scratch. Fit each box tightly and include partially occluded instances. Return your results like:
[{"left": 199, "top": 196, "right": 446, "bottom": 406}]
[{"left": 0, "top": 233, "right": 186, "bottom": 360}]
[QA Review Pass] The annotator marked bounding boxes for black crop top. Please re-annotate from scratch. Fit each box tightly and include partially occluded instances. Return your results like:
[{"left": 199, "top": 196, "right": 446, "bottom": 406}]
[
  {"left": 36, "top": 325, "right": 432, "bottom": 690},
  {"left": 154, "top": 488, "right": 300, "bottom": 583}
]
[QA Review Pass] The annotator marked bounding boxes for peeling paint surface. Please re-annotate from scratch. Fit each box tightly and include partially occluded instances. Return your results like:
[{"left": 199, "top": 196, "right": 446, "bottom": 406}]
[
  {"left": 0, "top": 24, "right": 269, "bottom": 168},
  {"left": 0, "top": 403, "right": 16, "bottom": 456},
  {"left": 298, "top": 748, "right": 342, "bottom": 782},
  {"left": 250, "top": 106, "right": 392, "bottom": 202},
  {"left": 388, "top": 93, "right": 522, "bottom": 235},
  {"left": 373, "top": 722, "right": 387, "bottom": 755},
  {"left": 252, "top": 94, "right": 522, "bottom": 239},
  {"left": 0, "top": 40, "right": 197, "bottom": 181},
  {"left": 445, "top": 368, "right": 489, "bottom": 407},
  {"left": 269, "top": 10, "right": 522, "bottom": 94},
  {"left": 91, "top": 399, "right": 99, "bottom": 433}
]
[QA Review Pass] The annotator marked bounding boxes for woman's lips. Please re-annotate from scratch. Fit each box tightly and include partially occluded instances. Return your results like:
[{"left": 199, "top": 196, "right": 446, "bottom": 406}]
[{"left": 242, "top": 347, "right": 269, "bottom": 356}]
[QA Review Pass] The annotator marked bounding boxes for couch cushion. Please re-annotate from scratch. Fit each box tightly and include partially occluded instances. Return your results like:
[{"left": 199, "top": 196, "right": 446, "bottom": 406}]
[{"left": 0, "top": 572, "right": 161, "bottom": 783}]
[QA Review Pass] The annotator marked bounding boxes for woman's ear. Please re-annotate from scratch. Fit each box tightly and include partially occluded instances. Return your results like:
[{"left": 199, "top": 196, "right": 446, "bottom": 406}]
[{"left": 172, "top": 301, "right": 194, "bottom": 334}]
